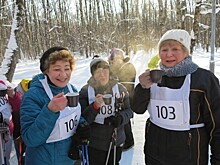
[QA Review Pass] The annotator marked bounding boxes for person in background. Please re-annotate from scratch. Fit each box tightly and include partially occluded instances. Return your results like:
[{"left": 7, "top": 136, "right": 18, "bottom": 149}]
[
  {"left": 147, "top": 54, "right": 160, "bottom": 69},
  {"left": 0, "top": 80, "right": 22, "bottom": 165},
  {"left": 108, "top": 48, "right": 136, "bottom": 151},
  {"left": 13, "top": 78, "right": 32, "bottom": 165},
  {"left": 132, "top": 29, "right": 220, "bottom": 165},
  {"left": 20, "top": 47, "right": 88, "bottom": 165},
  {"left": 16, "top": 78, "right": 31, "bottom": 95},
  {"left": 79, "top": 57, "right": 133, "bottom": 165}
]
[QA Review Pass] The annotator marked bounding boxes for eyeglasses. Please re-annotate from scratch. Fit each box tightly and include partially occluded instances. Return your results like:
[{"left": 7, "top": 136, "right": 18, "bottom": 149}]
[{"left": 94, "top": 68, "right": 109, "bottom": 75}]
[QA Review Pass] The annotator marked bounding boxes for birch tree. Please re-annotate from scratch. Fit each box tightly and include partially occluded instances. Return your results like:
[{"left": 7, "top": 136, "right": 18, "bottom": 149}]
[{"left": 0, "top": 0, "right": 24, "bottom": 82}]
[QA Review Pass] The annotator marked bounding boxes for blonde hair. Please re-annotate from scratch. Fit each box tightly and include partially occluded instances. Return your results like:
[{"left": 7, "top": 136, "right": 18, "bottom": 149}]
[{"left": 159, "top": 40, "right": 189, "bottom": 55}]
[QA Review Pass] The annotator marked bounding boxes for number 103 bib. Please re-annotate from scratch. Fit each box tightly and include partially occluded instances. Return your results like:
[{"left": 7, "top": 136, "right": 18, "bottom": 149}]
[{"left": 148, "top": 74, "right": 191, "bottom": 131}]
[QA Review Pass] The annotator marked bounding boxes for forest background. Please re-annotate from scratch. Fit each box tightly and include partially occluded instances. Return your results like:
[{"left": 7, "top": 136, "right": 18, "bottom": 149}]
[{"left": 0, "top": 0, "right": 220, "bottom": 82}]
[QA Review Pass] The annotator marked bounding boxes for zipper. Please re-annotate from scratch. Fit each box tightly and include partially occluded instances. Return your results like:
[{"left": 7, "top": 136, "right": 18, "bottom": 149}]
[{"left": 187, "top": 132, "right": 192, "bottom": 160}]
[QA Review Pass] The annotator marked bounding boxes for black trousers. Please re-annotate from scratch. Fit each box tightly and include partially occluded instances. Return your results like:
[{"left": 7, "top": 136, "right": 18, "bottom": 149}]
[
  {"left": 124, "top": 120, "right": 134, "bottom": 145},
  {"left": 88, "top": 146, "right": 123, "bottom": 165}
]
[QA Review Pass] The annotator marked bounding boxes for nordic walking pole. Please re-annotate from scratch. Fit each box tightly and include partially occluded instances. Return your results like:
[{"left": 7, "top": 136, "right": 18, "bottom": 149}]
[
  {"left": 105, "top": 138, "right": 113, "bottom": 165},
  {"left": 81, "top": 145, "right": 85, "bottom": 165},
  {"left": 0, "top": 112, "right": 6, "bottom": 165},
  {"left": 81, "top": 140, "right": 89, "bottom": 165},
  {"left": 113, "top": 93, "right": 124, "bottom": 165},
  {"left": 105, "top": 93, "right": 124, "bottom": 165},
  {"left": 18, "top": 137, "right": 24, "bottom": 165},
  {"left": 0, "top": 135, "right": 4, "bottom": 165},
  {"left": 113, "top": 128, "right": 117, "bottom": 165},
  {"left": 113, "top": 93, "right": 123, "bottom": 165},
  {"left": 84, "top": 144, "right": 89, "bottom": 165}
]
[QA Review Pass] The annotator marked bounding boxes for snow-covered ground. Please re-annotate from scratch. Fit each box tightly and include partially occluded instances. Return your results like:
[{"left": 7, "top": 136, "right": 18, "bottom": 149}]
[{"left": 9, "top": 49, "right": 218, "bottom": 165}]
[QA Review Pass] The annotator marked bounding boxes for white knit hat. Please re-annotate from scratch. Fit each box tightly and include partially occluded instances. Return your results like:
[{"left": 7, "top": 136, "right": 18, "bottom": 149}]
[{"left": 158, "top": 29, "right": 191, "bottom": 54}]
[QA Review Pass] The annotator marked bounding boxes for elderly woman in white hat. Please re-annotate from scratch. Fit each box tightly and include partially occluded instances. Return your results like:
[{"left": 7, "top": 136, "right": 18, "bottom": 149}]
[{"left": 132, "top": 29, "right": 220, "bottom": 165}]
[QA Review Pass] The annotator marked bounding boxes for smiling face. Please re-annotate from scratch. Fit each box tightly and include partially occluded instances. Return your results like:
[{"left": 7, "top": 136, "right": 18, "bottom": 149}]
[
  {"left": 42, "top": 49, "right": 75, "bottom": 87},
  {"left": 46, "top": 60, "right": 72, "bottom": 87},
  {"left": 159, "top": 40, "right": 188, "bottom": 68}
]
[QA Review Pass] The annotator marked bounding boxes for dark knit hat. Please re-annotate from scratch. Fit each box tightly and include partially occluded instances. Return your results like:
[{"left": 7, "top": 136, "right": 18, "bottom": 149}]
[
  {"left": 90, "top": 58, "right": 110, "bottom": 75},
  {"left": 40, "top": 46, "right": 68, "bottom": 72}
]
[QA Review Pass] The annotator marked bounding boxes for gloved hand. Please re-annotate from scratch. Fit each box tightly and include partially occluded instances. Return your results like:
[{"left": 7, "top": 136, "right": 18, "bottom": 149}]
[
  {"left": 68, "top": 133, "right": 81, "bottom": 160},
  {"left": 68, "top": 121, "right": 90, "bottom": 160},
  {"left": 115, "top": 94, "right": 125, "bottom": 111},
  {"left": 76, "top": 121, "right": 90, "bottom": 142},
  {"left": 104, "top": 114, "right": 122, "bottom": 128}
]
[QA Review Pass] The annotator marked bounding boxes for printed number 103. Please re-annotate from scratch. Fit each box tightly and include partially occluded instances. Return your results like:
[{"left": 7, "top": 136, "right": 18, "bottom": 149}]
[{"left": 156, "top": 105, "right": 176, "bottom": 120}]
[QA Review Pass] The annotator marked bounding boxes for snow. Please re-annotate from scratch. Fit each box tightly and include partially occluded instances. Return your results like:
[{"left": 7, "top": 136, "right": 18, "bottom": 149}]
[
  {"left": 8, "top": 49, "right": 218, "bottom": 164},
  {"left": 0, "top": 4, "right": 19, "bottom": 75}
]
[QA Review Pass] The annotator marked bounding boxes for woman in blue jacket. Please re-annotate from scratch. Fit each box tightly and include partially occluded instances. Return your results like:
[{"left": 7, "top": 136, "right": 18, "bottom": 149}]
[{"left": 20, "top": 47, "right": 84, "bottom": 165}]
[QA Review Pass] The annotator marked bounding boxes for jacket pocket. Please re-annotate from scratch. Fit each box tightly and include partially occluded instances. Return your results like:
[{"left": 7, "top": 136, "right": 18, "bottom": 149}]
[
  {"left": 144, "top": 119, "right": 151, "bottom": 156},
  {"left": 145, "top": 119, "right": 151, "bottom": 140}
]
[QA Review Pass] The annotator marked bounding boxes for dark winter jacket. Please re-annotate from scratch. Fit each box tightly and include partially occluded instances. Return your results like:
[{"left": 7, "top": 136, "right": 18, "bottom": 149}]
[
  {"left": 111, "top": 62, "right": 136, "bottom": 99},
  {"left": 79, "top": 77, "right": 133, "bottom": 151},
  {"left": 132, "top": 68, "right": 220, "bottom": 165}
]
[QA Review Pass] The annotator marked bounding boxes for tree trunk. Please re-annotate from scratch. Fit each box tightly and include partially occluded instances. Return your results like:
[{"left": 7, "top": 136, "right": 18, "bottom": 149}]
[
  {"left": 191, "top": 0, "right": 202, "bottom": 54},
  {"left": 2, "top": 0, "right": 24, "bottom": 82}
]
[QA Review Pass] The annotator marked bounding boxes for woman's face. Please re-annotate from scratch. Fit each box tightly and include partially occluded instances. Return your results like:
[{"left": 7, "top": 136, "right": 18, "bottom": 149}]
[
  {"left": 93, "top": 68, "right": 110, "bottom": 86},
  {"left": 159, "top": 40, "right": 188, "bottom": 68},
  {"left": 47, "top": 60, "right": 72, "bottom": 87}
]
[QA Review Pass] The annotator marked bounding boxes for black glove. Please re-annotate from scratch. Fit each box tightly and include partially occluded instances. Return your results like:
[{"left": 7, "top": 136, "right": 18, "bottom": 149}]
[
  {"left": 68, "top": 133, "right": 81, "bottom": 160},
  {"left": 68, "top": 121, "right": 90, "bottom": 160},
  {"left": 104, "top": 114, "right": 122, "bottom": 128},
  {"left": 115, "top": 95, "right": 124, "bottom": 111},
  {"left": 76, "top": 121, "right": 90, "bottom": 142}
]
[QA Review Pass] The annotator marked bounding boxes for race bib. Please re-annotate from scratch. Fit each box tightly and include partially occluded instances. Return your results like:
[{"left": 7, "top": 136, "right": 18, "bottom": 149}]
[
  {"left": 150, "top": 99, "right": 186, "bottom": 126},
  {"left": 95, "top": 103, "right": 115, "bottom": 124},
  {"left": 59, "top": 111, "right": 79, "bottom": 139},
  {"left": 0, "top": 96, "right": 11, "bottom": 119}
]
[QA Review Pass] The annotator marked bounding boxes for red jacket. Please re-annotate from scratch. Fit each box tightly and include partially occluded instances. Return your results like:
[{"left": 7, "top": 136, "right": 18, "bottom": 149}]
[{"left": 8, "top": 92, "right": 22, "bottom": 138}]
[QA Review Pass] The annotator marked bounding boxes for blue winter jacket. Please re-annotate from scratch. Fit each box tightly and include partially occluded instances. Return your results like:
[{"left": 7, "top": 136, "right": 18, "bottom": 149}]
[{"left": 20, "top": 74, "right": 79, "bottom": 165}]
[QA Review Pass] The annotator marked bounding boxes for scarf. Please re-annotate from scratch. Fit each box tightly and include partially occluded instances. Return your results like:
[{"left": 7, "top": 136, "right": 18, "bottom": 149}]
[
  {"left": 87, "top": 77, "right": 118, "bottom": 94},
  {"left": 159, "top": 56, "right": 198, "bottom": 77}
]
